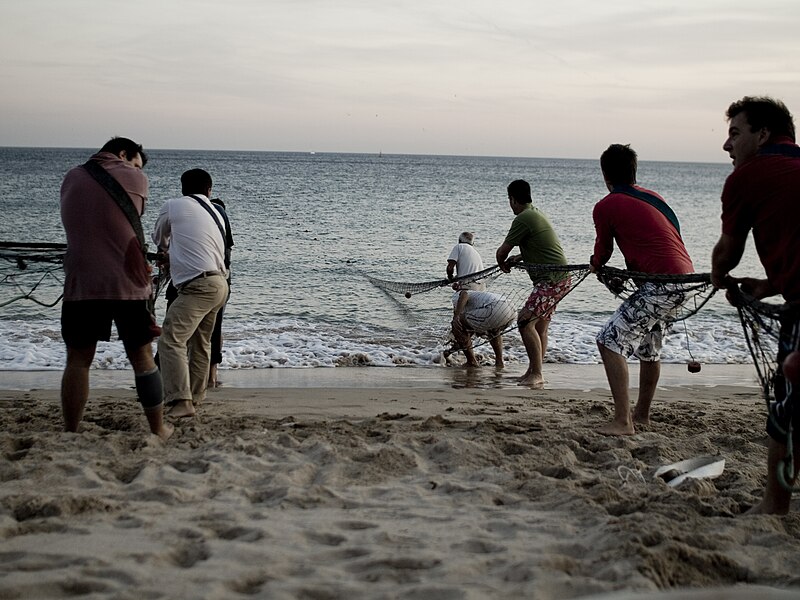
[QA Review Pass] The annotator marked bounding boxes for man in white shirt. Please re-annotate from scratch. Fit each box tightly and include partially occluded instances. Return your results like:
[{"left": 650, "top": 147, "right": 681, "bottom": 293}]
[
  {"left": 446, "top": 231, "right": 485, "bottom": 291},
  {"left": 152, "top": 169, "right": 228, "bottom": 417},
  {"left": 445, "top": 232, "right": 506, "bottom": 367}
]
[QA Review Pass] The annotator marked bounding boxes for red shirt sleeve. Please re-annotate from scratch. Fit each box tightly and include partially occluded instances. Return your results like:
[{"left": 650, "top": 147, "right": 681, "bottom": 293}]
[{"left": 591, "top": 198, "right": 614, "bottom": 267}]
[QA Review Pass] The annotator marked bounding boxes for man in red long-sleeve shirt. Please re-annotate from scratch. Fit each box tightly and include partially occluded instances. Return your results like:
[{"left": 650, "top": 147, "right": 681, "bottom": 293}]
[
  {"left": 711, "top": 96, "right": 800, "bottom": 514},
  {"left": 591, "top": 144, "right": 694, "bottom": 436}
]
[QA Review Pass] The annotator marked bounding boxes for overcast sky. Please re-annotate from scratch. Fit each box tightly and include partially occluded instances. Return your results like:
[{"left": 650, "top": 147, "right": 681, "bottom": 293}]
[{"left": 1, "top": 0, "right": 799, "bottom": 162}]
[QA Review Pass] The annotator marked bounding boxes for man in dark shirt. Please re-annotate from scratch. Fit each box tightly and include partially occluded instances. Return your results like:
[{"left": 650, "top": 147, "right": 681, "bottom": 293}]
[{"left": 712, "top": 96, "right": 800, "bottom": 515}]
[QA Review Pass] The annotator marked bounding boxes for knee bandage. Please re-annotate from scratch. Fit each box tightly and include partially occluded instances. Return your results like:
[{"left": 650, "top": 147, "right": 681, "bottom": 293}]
[{"left": 135, "top": 367, "right": 163, "bottom": 409}]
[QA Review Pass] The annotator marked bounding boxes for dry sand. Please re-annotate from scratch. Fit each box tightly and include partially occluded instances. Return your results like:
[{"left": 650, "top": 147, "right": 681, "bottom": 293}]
[{"left": 2, "top": 366, "right": 800, "bottom": 599}]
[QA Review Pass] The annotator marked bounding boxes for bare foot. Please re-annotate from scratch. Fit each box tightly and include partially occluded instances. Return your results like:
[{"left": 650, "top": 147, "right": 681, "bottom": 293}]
[
  {"left": 745, "top": 500, "right": 789, "bottom": 516},
  {"left": 518, "top": 373, "right": 544, "bottom": 388},
  {"left": 632, "top": 412, "right": 651, "bottom": 426},
  {"left": 597, "top": 420, "right": 635, "bottom": 436},
  {"left": 167, "top": 399, "right": 196, "bottom": 418},
  {"left": 494, "top": 361, "right": 504, "bottom": 370},
  {"left": 153, "top": 423, "right": 175, "bottom": 441}
]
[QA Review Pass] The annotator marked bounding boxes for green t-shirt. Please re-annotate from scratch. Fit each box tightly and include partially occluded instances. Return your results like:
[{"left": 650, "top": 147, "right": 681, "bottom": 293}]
[{"left": 504, "top": 205, "right": 567, "bottom": 281}]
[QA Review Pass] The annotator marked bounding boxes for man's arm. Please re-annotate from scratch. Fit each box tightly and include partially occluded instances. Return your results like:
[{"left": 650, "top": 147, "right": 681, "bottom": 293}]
[
  {"left": 446, "top": 259, "right": 457, "bottom": 281},
  {"left": 710, "top": 232, "right": 746, "bottom": 288},
  {"left": 590, "top": 208, "right": 613, "bottom": 272},
  {"left": 496, "top": 242, "right": 514, "bottom": 273},
  {"left": 151, "top": 202, "right": 171, "bottom": 250}
]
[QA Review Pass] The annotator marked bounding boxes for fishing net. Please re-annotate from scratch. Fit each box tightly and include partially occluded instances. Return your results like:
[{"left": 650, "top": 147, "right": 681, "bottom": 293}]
[
  {"left": 0, "top": 242, "right": 66, "bottom": 308},
  {"left": 365, "top": 263, "right": 592, "bottom": 361},
  {"left": 727, "top": 286, "right": 785, "bottom": 401},
  {"left": 595, "top": 266, "right": 717, "bottom": 323},
  {"left": 363, "top": 264, "right": 504, "bottom": 297},
  {"left": 727, "top": 284, "right": 800, "bottom": 492},
  {"left": 0, "top": 241, "right": 169, "bottom": 311}
]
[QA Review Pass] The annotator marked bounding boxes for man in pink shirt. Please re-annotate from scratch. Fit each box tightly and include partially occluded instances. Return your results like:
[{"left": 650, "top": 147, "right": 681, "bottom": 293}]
[
  {"left": 59, "top": 137, "right": 172, "bottom": 441},
  {"left": 591, "top": 144, "right": 694, "bottom": 436}
]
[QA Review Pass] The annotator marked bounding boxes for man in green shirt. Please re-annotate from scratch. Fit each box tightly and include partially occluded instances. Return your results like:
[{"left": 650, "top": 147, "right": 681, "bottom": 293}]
[{"left": 496, "top": 179, "right": 568, "bottom": 388}]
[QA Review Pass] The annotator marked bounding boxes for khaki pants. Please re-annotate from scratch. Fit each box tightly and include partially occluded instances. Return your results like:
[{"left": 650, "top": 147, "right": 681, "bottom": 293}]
[{"left": 158, "top": 274, "right": 228, "bottom": 405}]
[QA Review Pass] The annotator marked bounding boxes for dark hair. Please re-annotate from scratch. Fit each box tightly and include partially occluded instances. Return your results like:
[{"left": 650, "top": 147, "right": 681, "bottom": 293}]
[
  {"left": 507, "top": 179, "right": 532, "bottom": 203},
  {"left": 99, "top": 137, "right": 148, "bottom": 166},
  {"left": 600, "top": 144, "right": 637, "bottom": 186},
  {"left": 726, "top": 96, "right": 795, "bottom": 141},
  {"left": 181, "top": 169, "right": 213, "bottom": 195}
]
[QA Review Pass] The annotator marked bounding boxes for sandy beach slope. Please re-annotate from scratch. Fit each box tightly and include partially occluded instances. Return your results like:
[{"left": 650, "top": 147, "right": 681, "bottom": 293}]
[{"left": 2, "top": 370, "right": 800, "bottom": 599}]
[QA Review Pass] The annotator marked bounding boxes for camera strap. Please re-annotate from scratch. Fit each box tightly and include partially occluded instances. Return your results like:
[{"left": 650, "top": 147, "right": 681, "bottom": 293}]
[{"left": 82, "top": 159, "right": 148, "bottom": 257}]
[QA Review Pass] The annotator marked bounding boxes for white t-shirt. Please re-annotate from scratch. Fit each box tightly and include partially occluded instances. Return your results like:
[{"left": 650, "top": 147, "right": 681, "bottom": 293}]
[
  {"left": 152, "top": 194, "right": 227, "bottom": 285},
  {"left": 448, "top": 243, "right": 485, "bottom": 290},
  {"left": 448, "top": 243, "right": 484, "bottom": 275}
]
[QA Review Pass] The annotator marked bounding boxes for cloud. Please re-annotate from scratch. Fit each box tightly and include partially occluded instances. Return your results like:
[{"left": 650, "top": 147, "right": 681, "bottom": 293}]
[{"left": 1, "top": 0, "right": 799, "bottom": 160}]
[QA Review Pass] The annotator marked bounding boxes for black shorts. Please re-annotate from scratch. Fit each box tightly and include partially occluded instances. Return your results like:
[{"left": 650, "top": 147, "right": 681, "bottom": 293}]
[{"left": 61, "top": 300, "right": 160, "bottom": 349}]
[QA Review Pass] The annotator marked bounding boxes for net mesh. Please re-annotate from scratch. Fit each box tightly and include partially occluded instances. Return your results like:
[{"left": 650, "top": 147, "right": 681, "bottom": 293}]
[
  {"left": 365, "top": 263, "right": 592, "bottom": 360},
  {"left": 365, "top": 263, "right": 720, "bottom": 363},
  {"left": 0, "top": 241, "right": 169, "bottom": 310},
  {"left": 726, "top": 284, "right": 800, "bottom": 492},
  {"left": 726, "top": 285, "right": 790, "bottom": 401},
  {"left": 0, "top": 242, "right": 66, "bottom": 308},
  {"left": 595, "top": 266, "right": 717, "bottom": 323},
  {"left": 363, "top": 264, "right": 504, "bottom": 296}
]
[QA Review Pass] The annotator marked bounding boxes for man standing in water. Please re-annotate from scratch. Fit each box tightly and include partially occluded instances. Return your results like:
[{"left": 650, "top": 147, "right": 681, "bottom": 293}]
[
  {"left": 591, "top": 144, "right": 694, "bottom": 436},
  {"left": 59, "top": 137, "right": 172, "bottom": 441},
  {"left": 496, "top": 179, "right": 568, "bottom": 388},
  {"left": 711, "top": 96, "right": 800, "bottom": 514}
]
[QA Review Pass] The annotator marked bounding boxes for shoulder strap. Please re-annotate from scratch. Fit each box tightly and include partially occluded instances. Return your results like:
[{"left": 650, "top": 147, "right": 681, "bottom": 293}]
[
  {"left": 759, "top": 144, "right": 800, "bottom": 158},
  {"left": 612, "top": 185, "right": 681, "bottom": 236},
  {"left": 211, "top": 200, "right": 234, "bottom": 249},
  {"left": 211, "top": 200, "right": 234, "bottom": 269},
  {"left": 189, "top": 194, "right": 227, "bottom": 256},
  {"left": 82, "top": 160, "right": 147, "bottom": 255}
]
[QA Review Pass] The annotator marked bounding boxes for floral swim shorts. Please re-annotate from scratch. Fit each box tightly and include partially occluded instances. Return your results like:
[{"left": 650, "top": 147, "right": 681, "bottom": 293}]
[{"left": 522, "top": 276, "right": 573, "bottom": 321}]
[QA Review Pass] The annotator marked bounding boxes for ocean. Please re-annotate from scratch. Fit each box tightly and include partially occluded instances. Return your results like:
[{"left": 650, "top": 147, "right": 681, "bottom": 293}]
[{"left": 0, "top": 147, "right": 766, "bottom": 372}]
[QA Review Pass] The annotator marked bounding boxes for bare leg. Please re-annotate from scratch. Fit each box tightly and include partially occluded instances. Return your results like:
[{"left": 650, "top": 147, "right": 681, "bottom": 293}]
[
  {"left": 536, "top": 319, "right": 548, "bottom": 360},
  {"left": 489, "top": 334, "right": 504, "bottom": 369},
  {"left": 597, "top": 342, "right": 635, "bottom": 435},
  {"left": 126, "top": 343, "right": 174, "bottom": 440},
  {"left": 632, "top": 360, "right": 660, "bottom": 425},
  {"left": 452, "top": 291, "right": 479, "bottom": 367},
  {"left": 747, "top": 436, "right": 798, "bottom": 515},
  {"left": 61, "top": 345, "right": 96, "bottom": 432},
  {"left": 208, "top": 363, "right": 219, "bottom": 388},
  {"left": 452, "top": 317, "right": 478, "bottom": 367},
  {"left": 518, "top": 311, "right": 545, "bottom": 388}
]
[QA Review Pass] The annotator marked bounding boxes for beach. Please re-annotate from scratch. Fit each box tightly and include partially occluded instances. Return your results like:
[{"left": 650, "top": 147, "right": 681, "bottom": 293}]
[{"left": 2, "top": 367, "right": 800, "bottom": 599}]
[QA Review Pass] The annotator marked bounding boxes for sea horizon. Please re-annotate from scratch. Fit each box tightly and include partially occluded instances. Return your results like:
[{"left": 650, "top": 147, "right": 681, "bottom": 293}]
[{"left": 0, "top": 147, "right": 768, "bottom": 373}]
